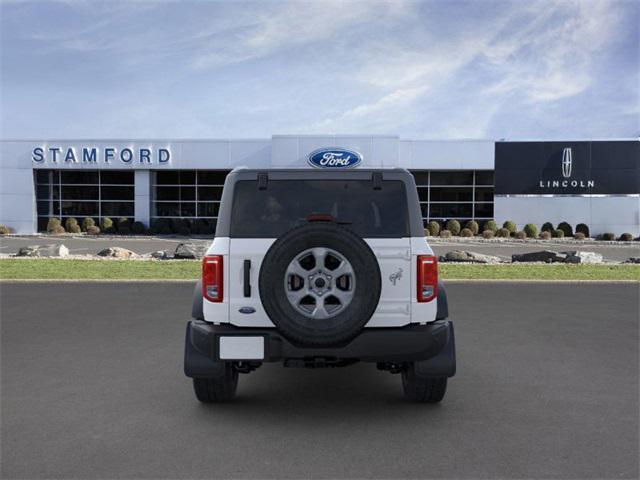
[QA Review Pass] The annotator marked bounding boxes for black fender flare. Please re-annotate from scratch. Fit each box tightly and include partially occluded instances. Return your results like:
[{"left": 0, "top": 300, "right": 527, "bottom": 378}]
[
  {"left": 192, "top": 280, "right": 204, "bottom": 320},
  {"left": 436, "top": 281, "right": 448, "bottom": 320}
]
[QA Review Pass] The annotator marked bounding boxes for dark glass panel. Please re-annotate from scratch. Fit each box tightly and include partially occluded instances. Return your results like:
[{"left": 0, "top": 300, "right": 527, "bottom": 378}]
[
  {"left": 37, "top": 217, "right": 50, "bottom": 232},
  {"left": 155, "top": 171, "right": 180, "bottom": 185},
  {"left": 197, "top": 186, "right": 223, "bottom": 200},
  {"left": 416, "top": 187, "right": 429, "bottom": 201},
  {"left": 181, "top": 203, "right": 196, "bottom": 217},
  {"left": 52, "top": 185, "right": 60, "bottom": 199},
  {"left": 37, "top": 201, "right": 50, "bottom": 215},
  {"left": 181, "top": 186, "right": 196, "bottom": 201},
  {"left": 156, "top": 187, "right": 179, "bottom": 201},
  {"left": 35, "top": 170, "right": 50, "bottom": 183},
  {"left": 430, "top": 171, "right": 473, "bottom": 186},
  {"left": 411, "top": 171, "right": 429, "bottom": 186},
  {"left": 475, "top": 171, "right": 494, "bottom": 185},
  {"left": 180, "top": 171, "right": 196, "bottom": 184},
  {"left": 197, "top": 202, "right": 219, "bottom": 217},
  {"left": 61, "top": 201, "right": 99, "bottom": 216},
  {"left": 60, "top": 171, "right": 99, "bottom": 184},
  {"left": 429, "top": 187, "right": 472, "bottom": 202},
  {"left": 61, "top": 186, "right": 99, "bottom": 200},
  {"left": 53, "top": 202, "right": 60, "bottom": 215},
  {"left": 429, "top": 203, "right": 473, "bottom": 218},
  {"left": 154, "top": 202, "right": 180, "bottom": 217},
  {"left": 101, "top": 171, "right": 134, "bottom": 184},
  {"left": 36, "top": 185, "right": 50, "bottom": 199},
  {"left": 101, "top": 202, "right": 134, "bottom": 217},
  {"left": 420, "top": 204, "right": 429, "bottom": 217},
  {"left": 475, "top": 187, "right": 494, "bottom": 202},
  {"left": 101, "top": 186, "right": 134, "bottom": 200},
  {"left": 474, "top": 203, "right": 494, "bottom": 218},
  {"left": 197, "top": 171, "right": 229, "bottom": 185}
]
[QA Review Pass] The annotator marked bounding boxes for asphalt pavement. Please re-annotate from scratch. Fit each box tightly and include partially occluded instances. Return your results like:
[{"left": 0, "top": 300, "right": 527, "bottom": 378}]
[
  {"left": 1, "top": 282, "right": 638, "bottom": 479},
  {"left": 1, "top": 235, "right": 638, "bottom": 261}
]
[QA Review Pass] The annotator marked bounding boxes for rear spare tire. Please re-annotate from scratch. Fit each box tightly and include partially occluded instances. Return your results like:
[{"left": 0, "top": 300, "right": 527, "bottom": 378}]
[{"left": 259, "top": 222, "right": 381, "bottom": 347}]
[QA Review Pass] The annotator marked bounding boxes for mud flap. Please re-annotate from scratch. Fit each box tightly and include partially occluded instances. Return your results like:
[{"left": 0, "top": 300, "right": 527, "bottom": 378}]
[
  {"left": 414, "top": 321, "right": 456, "bottom": 377},
  {"left": 184, "top": 322, "right": 221, "bottom": 378}
]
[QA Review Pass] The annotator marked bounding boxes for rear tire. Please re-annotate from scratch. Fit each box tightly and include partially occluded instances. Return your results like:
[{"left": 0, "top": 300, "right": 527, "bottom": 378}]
[
  {"left": 192, "top": 362, "right": 239, "bottom": 403},
  {"left": 402, "top": 362, "right": 447, "bottom": 403}
]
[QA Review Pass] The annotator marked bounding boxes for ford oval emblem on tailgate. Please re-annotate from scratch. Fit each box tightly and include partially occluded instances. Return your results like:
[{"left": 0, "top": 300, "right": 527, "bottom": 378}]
[
  {"left": 239, "top": 307, "right": 256, "bottom": 314},
  {"left": 307, "top": 148, "right": 362, "bottom": 169}
]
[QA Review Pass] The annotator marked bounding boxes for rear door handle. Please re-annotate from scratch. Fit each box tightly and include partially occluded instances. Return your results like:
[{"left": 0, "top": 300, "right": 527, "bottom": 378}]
[{"left": 243, "top": 260, "right": 251, "bottom": 297}]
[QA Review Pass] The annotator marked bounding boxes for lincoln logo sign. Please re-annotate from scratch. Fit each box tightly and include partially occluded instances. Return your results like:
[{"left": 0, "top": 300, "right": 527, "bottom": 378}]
[
  {"left": 539, "top": 147, "right": 595, "bottom": 189},
  {"left": 308, "top": 148, "right": 362, "bottom": 168},
  {"left": 32, "top": 146, "right": 171, "bottom": 165},
  {"left": 561, "top": 147, "right": 572, "bottom": 178}
]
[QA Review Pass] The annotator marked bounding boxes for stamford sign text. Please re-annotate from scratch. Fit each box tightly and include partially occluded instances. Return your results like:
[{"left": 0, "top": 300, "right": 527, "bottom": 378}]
[{"left": 32, "top": 146, "right": 171, "bottom": 164}]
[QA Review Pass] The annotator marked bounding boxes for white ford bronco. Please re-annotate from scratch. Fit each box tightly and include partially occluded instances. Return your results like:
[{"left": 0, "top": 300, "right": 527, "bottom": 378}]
[{"left": 185, "top": 168, "right": 456, "bottom": 402}]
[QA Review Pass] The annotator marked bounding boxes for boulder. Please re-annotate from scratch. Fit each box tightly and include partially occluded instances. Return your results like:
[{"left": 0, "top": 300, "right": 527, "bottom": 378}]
[
  {"left": 624, "top": 257, "right": 640, "bottom": 264},
  {"left": 439, "top": 250, "right": 502, "bottom": 264},
  {"left": 96, "top": 247, "right": 136, "bottom": 258},
  {"left": 151, "top": 250, "right": 169, "bottom": 259},
  {"left": 511, "top": 250, "right": 567, "bottom": 263},
  {"left": 174, "top": 242, "right": 207, "bottom": 259},
  {"left": 17, "top": 244, "right": 69, "bottom": 257},
  {"left": 561, "top": 251, "right": 604, "bottom": 264}
]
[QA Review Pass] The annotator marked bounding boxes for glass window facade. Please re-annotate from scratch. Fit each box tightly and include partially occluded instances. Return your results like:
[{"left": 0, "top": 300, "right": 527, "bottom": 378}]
[
  {"left": 410, "top": 170, "right": 494, "bottom": 226},
  {"left": 151, "top": 170, "right": 230, "bottom": 230},
  {"left": 35, "top": 170, "right": 134, "bottom": 231}
]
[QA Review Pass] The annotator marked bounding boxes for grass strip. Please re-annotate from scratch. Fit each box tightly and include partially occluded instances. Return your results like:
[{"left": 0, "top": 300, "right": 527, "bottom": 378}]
[{"left": 0, "top": 259, "right": 638, "bottom": 281}]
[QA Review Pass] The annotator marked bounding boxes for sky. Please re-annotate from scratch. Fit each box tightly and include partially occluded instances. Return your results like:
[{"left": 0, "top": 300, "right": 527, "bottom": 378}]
[{"left": 1, "top": 0, "right": 638, "bottom": 140}]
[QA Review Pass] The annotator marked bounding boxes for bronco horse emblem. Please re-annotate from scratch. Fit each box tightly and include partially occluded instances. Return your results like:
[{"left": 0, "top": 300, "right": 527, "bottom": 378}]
[{"left": 389, "top": 268, "right": 403, "bottom": 286}]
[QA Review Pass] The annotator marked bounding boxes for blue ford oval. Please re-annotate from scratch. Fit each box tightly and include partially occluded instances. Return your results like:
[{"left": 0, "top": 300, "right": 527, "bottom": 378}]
[{"left": 307, "top": 148, "right": 362, "bottom": 169}]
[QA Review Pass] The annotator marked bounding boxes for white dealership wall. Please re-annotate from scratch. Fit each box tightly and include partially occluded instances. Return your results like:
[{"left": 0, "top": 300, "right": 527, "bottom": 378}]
[{"left": 0, "top": 136, "right": 493, "bottom": 234}]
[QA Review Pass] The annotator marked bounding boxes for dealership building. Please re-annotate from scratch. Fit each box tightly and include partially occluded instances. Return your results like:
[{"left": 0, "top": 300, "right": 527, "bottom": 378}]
[{"left": 0, "top": 136, "right": 638, "bottom": 235}]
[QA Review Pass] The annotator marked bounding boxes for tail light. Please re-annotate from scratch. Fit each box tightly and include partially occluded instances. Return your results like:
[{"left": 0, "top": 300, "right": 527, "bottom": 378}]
[
  {"left": 417, "top": 255, "right": 438, "bottom": 302},
  {"left": 202, "top": 255, "right": 223, "bottom": 302}
]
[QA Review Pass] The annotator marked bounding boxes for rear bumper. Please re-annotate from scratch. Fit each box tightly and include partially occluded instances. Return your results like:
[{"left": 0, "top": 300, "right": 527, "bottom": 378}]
[{"left": 184, "top": 320, "right": 456, "bottom": 377}]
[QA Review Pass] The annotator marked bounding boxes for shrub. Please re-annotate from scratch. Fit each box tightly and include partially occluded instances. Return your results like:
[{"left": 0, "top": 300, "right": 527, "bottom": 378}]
[
  {"left": 557, "top": 221, "right": 573, "bottom": 237},
  {"left": 440, "top": 229, "right": 452, "bottom": 238},
  {"left": 599, "top": 232, "right": 615, "bottom": 241},
  {"left": 427, "top": 220, "right": 441, "bottom": 237},
  {"left": 552, "top": 229, "right": 565, "bottom": 238},
  {"left": 86, "top": 225, "right": 100, "bottom": 235},
  {"left": 541, "top": 222, "right": 554, "bottom": 233},
  {"left": 131, "top": 221, "right": 146, "bottom": 235},
  {"left": 0, "top": 224, "right": 13, "bottom": 234},
  {"left": 65, "top": 217, "right": 78, "bottom": 230},
  {"left": 574, "top": 232, "right": 586, "bottom": 240},
  {"left": 539, "top": 231, "right": 551, "bottom": 240},
  {"left": 50, "top": 225, "right": 65, "bottom": 235},
  {"left": 496, "top": 228, "right": 510, "bottom": 238},
  {"left": 81, "top": 217, "right": 95, "bottom": 231},
  {"left": 483, "top": 220, "right": 497, "bottom": 232},
  {"left": 170, "top": 218, "right": 186, "bottom": 234},
  {"left": 68, "top": 223, "right": 81, "bottom": 234},
  {"left": 464, "top": 220, "right": 479, "bottom": 235},
  {"left": 482, "top": 229, "right": 495, "bottom": 239},
  {"left": 502, "top": 220, "right": 517, "bottom": 234},
  {"left": 515, "top": 231, "right": 527, "bottom": 240},
  {"left": 460, "top": 228, "right": 474, "bottom": 237},
  {"left": 618, "top": 233, "right": 633, "bottom": 241},
  {"left": 575, "top": 223, "right": 590, "bottom": 237},
  {"left": 152, "top": 218, "right": 172, "bottom": 235},
  {"left": 46, "top": 218, "right": 62, "bottom": 233},
  {"left": 100, "top": 217, "right": 114, "bottom": 233},
  {"left": 116, "top": 217, "right": 131, "bottom": 234},
  {"left": 445, "top": 219, "right": 461, "bottom": 236},
  {"left": 523, "top": 223, "right": 538, "bottom": 238}
]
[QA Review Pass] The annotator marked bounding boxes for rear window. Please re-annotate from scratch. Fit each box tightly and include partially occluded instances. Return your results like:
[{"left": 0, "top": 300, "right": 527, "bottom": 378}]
[{"left": 230, "top": 180, "right": 409, "bottom": 238}]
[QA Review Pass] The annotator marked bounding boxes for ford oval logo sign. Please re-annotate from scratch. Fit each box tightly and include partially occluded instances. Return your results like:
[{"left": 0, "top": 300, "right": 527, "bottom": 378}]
[{"left": 307, "top": 148, "right": 362, "bottom": 169}]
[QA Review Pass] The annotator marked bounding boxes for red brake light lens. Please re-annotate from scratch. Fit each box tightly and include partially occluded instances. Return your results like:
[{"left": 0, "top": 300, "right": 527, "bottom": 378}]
[
  {"left": 417, "top": 255, "right": 438, "bottom": 302},
  {"left": 202, "top": 255, "right": 223, "bottom": 302}
]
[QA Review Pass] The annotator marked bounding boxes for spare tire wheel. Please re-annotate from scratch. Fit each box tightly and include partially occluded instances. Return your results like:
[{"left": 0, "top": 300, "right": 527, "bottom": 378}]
[{"left": 259, "top": 222, "right": 381, "bottom": 347}]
